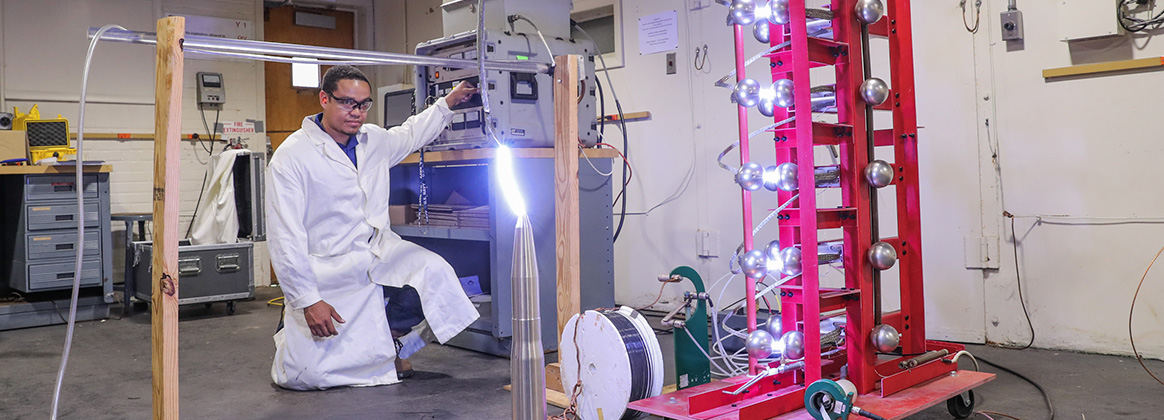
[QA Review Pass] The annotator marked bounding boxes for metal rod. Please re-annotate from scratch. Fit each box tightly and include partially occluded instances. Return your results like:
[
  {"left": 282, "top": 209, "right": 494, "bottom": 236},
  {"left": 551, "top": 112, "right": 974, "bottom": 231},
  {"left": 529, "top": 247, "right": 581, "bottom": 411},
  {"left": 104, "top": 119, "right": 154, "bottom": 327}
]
[
  {"left": 860, "top": 23, "right": 883, "bottom": 326},
  {"left": 87, "top": 27, "right": 550, "bottom": 74},
  {"left": 732, "top": 23, "right": 760, "bottom": 376},
  {"left": 898, "top": 349, "right": 949, "bottom": 370}
]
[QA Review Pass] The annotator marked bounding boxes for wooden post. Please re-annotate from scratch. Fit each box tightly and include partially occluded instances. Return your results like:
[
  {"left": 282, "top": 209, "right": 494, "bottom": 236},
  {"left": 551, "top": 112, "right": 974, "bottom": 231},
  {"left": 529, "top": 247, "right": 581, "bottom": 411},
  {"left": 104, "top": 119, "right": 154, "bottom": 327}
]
[
  {"left": 151, "top": 16, "right": 184, "bottom": 420},
  {"left": 553, "top": 55, "right": 581, "bottom": 345}
]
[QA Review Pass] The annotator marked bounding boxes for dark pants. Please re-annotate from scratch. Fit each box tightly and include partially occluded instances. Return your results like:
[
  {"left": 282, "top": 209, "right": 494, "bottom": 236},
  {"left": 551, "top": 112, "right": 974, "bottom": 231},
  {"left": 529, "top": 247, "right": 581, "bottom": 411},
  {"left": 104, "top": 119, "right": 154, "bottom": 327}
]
[
  {"left": 275, "top": 285, "right": 425, "bottom": 335},
  {"left": 383, "top": 285, "right": 424, "bottom": 337}
]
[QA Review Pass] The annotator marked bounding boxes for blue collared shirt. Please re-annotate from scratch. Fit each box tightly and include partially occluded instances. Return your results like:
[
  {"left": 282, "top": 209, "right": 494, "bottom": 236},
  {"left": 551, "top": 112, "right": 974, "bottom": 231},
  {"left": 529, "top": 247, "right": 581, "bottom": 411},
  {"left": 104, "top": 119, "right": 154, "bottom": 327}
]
[{"left": 313, "top": 113, "right": 358, "bottom": 168}]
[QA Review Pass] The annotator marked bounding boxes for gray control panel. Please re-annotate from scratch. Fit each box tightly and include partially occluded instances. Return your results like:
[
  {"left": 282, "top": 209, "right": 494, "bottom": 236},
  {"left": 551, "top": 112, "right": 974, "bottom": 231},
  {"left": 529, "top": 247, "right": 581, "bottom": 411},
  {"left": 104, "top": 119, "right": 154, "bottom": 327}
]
[{"left": 415, "top": 29, "right": 599, "bottom": 150}]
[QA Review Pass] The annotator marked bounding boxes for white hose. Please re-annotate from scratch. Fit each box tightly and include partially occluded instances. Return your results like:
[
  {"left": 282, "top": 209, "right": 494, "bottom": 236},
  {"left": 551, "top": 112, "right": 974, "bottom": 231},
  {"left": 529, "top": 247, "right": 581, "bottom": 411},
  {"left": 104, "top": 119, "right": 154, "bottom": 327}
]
[
  {"left": 949, "top": 350, "right": 981, "bottom": 371},
  {"left": 50, "top": 24, "right": 127, "bottom": 419}
]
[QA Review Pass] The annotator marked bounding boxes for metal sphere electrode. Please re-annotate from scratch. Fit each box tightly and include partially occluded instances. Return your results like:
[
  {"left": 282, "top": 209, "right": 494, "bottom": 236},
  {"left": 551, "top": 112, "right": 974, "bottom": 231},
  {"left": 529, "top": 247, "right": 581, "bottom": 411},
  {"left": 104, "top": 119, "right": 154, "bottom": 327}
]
[
  {"left": 779, "top": 246, "right": 802, "bottom": 277},
  {"left": 870, "top": 324, "right": 901, "bottom": 353},
  {"left": 736, "top": 162, "right": 766, "bottom": 191},
  {"left": 864, "top": 160, "right": 894, "bottom": 188},
  {"left": 740, "top": 249, "right": 770, "bottom": 279},
  {"left": 773, "top": 78, "right": 795, "bottom": 108},
  {"left": 854, "top": 0, "right": 885, "bottom": 25},
  {"left": 769, "top": 0, "right": 790, "bottom": 25},
  {"left": 733, "top": 78, "right": 762, "bottom": 108},
  {"left": 729, "top": 0, "right": 758, "bottom": 25},
  {"left": 859, "top": 77, "right": 890, "bottom": 105},
  {"left": 766, "top": 162, "right": 799, "bottom": 192},
  {"left": 781, "top": 330, "right": 805, "bottom": 360},
  {"left": 867, "top": 241, "right": 897, "bottom": 270},
  {"left": 765, "top": 240, "right": 782, "bottom": 262},
  {"left": 754, "top": 20, "right": 770, "bottom": 43},
  {"left": 746, "top": 329, "right": 775, "bottom": 359},
  {"left": 765, "top": 316, "right": 783, "bottom": 339}
]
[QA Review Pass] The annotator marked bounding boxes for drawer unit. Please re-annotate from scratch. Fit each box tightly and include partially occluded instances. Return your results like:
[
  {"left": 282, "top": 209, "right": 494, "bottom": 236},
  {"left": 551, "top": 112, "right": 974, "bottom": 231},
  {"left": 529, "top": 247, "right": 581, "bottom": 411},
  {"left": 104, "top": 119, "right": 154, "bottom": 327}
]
[
  {"left": 25, "top": 232, "right": 101, "bottom": 261},
  {"left": 25, "top": 258, "right": 103, "bottom": 291},
  {"left": 26, "top": 202, "right": 101, "bottom": 231},
  {"left": 25, "top": 174, "right": 100, "bottom": 201},
  {"left": 1, "top": 171, "right": 114, "bottom": 314}
]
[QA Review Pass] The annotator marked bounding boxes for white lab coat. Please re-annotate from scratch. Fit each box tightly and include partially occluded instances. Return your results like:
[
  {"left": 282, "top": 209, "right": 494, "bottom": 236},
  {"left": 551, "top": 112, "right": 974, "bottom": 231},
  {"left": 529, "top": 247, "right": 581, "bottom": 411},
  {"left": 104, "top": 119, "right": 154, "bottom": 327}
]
[
  {"left": 267, "top": 99, "right": 479, "bottom": 390},
  {"left": 189, "top": 149, "right": 248, "bottom": 245}
]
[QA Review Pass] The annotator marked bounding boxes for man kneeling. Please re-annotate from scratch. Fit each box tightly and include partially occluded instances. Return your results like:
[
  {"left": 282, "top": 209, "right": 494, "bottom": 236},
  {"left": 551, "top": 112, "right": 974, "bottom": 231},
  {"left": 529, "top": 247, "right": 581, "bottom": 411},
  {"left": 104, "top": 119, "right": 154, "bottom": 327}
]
[{"left": 267, "top": 65, "right": 479, "bottom": 390}]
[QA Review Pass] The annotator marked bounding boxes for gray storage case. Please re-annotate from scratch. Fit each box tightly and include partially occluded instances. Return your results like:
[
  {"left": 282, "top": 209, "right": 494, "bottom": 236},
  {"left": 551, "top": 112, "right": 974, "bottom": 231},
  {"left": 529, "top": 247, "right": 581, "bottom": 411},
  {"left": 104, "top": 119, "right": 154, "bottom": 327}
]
[{"left": 131, "top": 241, "right": 254, "bottom": 313}]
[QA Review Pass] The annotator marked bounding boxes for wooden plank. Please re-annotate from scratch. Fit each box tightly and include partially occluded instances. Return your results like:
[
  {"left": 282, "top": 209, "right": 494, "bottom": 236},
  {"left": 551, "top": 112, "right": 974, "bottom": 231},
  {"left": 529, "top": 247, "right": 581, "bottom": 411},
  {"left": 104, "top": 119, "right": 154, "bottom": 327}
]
[
  {"left": 151, "top": 15, "right": 184, "bottom": 420},
  {"left": 1043, "top": 56, "right": 1164, "bottom": 79},
  {"left": 554, "top": 55, "right": 582, "bottom": 346},
  {"left": 599, "top": 110, "right": 651, "bottom": 123},
  {"left": 504, "top": 384, "right": 571, "bottom": 409},
  {"left": 0, "top": 165, "right": 112, "bottom": 174},
  {"left": 545, "top": 362, "right": 564, "bottom": 393},
  {"left": 397, "top": 147, "right": 618, "bottom": 164}
]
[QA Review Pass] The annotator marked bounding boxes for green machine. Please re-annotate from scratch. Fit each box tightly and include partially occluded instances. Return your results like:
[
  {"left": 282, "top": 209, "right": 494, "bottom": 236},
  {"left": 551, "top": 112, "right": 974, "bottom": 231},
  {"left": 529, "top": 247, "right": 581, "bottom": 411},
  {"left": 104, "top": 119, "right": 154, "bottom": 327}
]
[{"left": 660, "top": 266, "right": 712, "bottom": 390}]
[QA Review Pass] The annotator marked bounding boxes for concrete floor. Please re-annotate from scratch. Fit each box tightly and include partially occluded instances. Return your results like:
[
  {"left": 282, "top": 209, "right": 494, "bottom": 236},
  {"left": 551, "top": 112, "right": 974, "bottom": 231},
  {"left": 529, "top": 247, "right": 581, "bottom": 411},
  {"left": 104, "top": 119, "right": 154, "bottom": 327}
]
[{"left": 1, "top": 286, "right": 1161, "bottom": 419}]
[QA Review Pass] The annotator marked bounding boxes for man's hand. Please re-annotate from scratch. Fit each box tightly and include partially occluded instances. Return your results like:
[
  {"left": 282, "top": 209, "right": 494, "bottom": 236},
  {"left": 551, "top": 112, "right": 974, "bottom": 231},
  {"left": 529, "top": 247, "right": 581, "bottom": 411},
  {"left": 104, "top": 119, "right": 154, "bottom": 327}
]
[
  {"left": 304, "top": 300, "right": 345, "bottom": 338},
  {"left": 445, "top": 81, "right": 479, "bottom": 107}
]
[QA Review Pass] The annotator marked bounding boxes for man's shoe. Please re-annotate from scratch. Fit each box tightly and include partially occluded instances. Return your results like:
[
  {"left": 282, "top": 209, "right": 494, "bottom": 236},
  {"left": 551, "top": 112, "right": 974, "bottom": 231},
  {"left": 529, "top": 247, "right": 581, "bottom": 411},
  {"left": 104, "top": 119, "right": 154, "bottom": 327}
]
[{"left": 395, "top": 356, "right": 414, "bottom": 379}]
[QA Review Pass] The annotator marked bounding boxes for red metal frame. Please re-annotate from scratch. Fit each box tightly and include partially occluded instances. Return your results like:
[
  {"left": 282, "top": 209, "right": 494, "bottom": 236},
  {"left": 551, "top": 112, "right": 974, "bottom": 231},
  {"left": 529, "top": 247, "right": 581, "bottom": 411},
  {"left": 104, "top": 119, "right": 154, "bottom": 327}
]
[{"left": 629, "top": 1, "right": 994, "bottom": 418}]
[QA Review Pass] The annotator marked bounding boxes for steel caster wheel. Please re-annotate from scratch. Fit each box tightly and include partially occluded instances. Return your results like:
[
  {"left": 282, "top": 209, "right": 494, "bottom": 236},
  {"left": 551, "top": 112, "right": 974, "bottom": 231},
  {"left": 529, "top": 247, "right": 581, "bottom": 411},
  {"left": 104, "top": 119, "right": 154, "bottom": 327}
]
[
  {"left": 946, "top": 389, "right": 975, "bottom": 419},
  {"left": 226, "top": 301, "right": 237, "bottom": 315}
]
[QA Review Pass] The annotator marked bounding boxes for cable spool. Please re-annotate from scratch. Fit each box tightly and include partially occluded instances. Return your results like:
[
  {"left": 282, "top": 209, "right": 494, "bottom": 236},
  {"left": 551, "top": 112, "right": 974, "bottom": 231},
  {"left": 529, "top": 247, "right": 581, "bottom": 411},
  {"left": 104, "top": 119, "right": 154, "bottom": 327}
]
[{"left": 560, "top": 306, "right": 664, "bottom": 420}]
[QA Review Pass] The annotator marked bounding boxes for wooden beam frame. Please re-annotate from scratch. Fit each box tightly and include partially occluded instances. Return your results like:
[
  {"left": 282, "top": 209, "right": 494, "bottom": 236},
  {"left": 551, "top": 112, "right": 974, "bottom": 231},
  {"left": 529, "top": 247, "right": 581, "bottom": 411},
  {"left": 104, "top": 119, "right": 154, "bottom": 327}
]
[
  {"left": 151, "top": 16, "right": 184, "bottom": 420},
  {"left": 553, "top": 55, "right": 581, "bottom": 345}
]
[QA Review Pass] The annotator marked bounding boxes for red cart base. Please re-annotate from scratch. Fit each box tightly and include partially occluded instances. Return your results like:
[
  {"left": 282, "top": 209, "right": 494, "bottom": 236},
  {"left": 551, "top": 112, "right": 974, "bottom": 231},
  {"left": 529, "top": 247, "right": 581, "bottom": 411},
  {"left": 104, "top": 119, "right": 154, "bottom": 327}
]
[{"left": 628, "top": 370, "right": 995, "bottom": 420}]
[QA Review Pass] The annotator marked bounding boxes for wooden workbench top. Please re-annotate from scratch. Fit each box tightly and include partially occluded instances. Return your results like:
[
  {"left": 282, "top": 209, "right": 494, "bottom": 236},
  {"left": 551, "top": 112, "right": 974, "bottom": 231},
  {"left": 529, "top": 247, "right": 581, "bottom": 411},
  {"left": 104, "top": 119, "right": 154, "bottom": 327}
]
[{"left": 0, "top": 164, "right": 113, "bottom": 174}]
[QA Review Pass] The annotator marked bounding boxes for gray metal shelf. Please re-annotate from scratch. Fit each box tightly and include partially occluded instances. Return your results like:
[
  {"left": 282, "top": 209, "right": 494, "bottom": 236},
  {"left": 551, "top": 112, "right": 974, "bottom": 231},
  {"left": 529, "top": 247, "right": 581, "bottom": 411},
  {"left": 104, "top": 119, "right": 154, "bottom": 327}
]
[{"left": 391, "top": 224, "right": 492, "bottom": 242}]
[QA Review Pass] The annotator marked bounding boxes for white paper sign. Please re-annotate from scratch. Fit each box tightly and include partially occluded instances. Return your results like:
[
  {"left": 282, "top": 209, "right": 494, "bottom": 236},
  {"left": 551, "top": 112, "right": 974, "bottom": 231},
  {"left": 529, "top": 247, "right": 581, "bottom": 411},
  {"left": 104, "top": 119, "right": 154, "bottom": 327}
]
[
  {"left": 166, "top": 13, "right": 254, "bottom": 40},
  {"left": 639, "top": 10, "right": 679, "bottom": 55},
  {"left": 221, "top": 121, "right": 256, "bottom": 135}
]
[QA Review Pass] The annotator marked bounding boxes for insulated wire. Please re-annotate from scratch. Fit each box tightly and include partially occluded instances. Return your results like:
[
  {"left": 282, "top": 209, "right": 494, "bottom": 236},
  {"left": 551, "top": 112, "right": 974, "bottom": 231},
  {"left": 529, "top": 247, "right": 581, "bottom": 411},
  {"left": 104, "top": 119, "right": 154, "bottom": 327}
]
[
  {"left": 1129, "top": 242, "right": 1164, "bottom": 387},
  {"left": 1002, "top": 213, "right": 1034, "bottom": 350},
  {"left": 573, "top": 24, "right": 631, "bottom": 242},
  {"left": 976, "top": 355, "right": 1054, "bottom": 420},
  {"left": 509, "top": 15, "right": 555, "bottom": 62},
  {"left": 51, "top": 23, "right": 126, "bottom": 420}
]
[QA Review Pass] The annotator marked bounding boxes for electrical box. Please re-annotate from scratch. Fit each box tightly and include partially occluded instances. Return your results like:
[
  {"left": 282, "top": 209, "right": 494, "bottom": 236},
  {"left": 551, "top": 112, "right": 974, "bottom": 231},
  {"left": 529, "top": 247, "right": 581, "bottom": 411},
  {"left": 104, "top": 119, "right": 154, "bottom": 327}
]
[
  {"left": 196, "top": 72, "right": 226, "bottom": 108},
  {"left": 414, "top": 30, "right": 598, "bottom": 151},
  {"left": 1058, "top": 0, "right": 1125, "bottom": 41},
  {"left": 1000, "top": 9, "right": 1024, "bottom": 41}
]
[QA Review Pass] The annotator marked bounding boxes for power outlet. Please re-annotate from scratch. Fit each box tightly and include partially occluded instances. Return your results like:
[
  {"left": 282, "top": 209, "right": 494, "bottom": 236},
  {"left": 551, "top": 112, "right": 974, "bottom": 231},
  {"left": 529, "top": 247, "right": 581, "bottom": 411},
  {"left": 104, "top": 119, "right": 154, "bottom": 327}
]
[
  {"left": 1001, "top": 9, "right": 1024, "bottom": 41},
  {"left": 666, "top": 52, "right": 677, "bottom": 75}
]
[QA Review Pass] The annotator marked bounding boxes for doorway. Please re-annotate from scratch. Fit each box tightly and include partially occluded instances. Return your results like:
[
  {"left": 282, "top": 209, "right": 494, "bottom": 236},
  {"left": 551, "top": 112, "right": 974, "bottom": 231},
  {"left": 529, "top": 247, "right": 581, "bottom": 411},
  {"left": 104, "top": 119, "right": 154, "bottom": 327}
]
[{"left": 263, "top": 5, "right": 355, "bottom": 151}]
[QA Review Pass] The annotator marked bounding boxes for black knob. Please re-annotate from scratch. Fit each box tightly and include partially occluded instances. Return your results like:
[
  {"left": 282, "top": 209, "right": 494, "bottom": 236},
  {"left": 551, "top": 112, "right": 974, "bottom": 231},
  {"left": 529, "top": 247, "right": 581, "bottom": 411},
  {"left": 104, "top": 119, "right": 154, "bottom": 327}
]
[{"left": 1004, "top": 22, "right": 1016, "bottom": 31}]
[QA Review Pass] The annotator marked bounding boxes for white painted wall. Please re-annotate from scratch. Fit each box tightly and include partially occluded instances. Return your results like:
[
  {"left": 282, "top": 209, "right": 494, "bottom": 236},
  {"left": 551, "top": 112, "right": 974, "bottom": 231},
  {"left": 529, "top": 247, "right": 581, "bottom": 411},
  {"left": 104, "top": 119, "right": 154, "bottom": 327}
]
[{"left": 962, "top": 0, "right": 1164, "bottom": 358}]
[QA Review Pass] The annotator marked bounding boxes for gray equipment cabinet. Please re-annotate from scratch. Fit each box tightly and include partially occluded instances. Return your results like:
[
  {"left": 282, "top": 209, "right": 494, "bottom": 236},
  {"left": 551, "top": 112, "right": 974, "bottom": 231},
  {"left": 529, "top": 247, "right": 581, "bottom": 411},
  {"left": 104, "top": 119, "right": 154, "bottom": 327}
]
[
  {"left": 0, "top": 167, "right": 114, "bottom": 330},
  {"left": 389, "top": 151, "right": 615, "bottom": 356}
]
